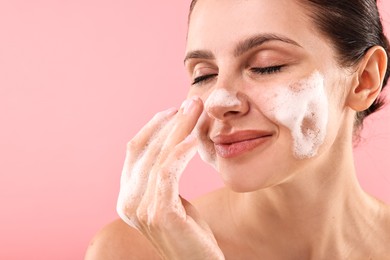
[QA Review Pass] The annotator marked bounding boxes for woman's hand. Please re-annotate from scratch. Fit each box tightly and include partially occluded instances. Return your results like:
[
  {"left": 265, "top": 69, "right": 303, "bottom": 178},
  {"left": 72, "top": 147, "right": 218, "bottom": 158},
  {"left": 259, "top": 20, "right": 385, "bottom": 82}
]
[{"left": 116, "top": 96, "right": 224, "bottom": 260}]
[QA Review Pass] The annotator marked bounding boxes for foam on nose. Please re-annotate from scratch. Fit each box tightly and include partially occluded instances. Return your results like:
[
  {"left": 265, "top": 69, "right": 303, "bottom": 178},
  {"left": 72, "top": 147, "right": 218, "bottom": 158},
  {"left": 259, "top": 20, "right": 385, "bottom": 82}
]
[{"left": 204, "top": 88, "right": 242, "bottom": 110}]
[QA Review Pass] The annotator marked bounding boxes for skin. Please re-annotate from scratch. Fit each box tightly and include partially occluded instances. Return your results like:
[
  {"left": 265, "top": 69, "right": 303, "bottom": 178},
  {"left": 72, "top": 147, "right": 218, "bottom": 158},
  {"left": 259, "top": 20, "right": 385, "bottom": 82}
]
[{"left": 85, "top": 0, "right": 390, "bottom": 259}]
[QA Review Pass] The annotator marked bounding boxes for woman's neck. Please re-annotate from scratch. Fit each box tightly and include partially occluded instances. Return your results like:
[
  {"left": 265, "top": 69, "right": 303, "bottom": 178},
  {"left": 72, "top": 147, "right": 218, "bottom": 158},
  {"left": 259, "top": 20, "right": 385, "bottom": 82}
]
[{"left": 228, "top": 143, "right": 382, "bottom": 258}]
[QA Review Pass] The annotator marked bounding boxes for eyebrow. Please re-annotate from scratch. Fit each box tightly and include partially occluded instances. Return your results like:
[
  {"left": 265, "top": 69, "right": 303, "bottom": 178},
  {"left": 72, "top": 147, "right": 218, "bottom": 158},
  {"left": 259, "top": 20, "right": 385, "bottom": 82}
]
[
  {"left": 184, "top": 33, "right": 301, "bottom": 64},
  {"left": 184, "top": 49, "right": 215, "bottom": 64}
]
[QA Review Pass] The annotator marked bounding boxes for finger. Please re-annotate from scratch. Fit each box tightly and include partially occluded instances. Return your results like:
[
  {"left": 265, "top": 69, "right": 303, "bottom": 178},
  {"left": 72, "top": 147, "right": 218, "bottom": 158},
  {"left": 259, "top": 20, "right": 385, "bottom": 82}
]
[
  {"left": 124, "top": 98, "right": 201, "bottom": 231},
  {"left": 125, "top": 107, "right": 177, "bottom": 165},
  {"left": 157, "top": 96, "right": 203, "bottom": 164},
  {"left": 142, "top": 135, "right": 203, "bottom": 257},
  {"left": 137, "top": 97, "right": 202, "bottom": 221},
  {"left": 121, "top": 112, "right": 177, "bottom": 186},
  {"left": 139, "top": 97, "right": 203, "bottom": 223},
  {"left": 119, "top": 110, "right": 177, "bottom": 211},
  {"left": 118, "top": 108, "right": 177, "bottom": 227},
  {"left": 134, "top": 134, "right": 197, "bottom": 237},
  {"left": 120, "top": 118, "right": 177, "bottom": 211},
  {"left": 154, "top": 134, "right": 198, "bottom": 217}
]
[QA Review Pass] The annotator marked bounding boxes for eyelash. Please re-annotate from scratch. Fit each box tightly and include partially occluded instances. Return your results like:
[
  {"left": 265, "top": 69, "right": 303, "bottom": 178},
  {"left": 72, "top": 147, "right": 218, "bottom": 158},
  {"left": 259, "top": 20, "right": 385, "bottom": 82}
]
[
  {"left": 192, "top": 74, "right": 218, "bottom": 86},
  {"left": 250, "top": 65, "right": 284, "bottom": 75},
  {"left": 191, "top": 65, "right": 284, "bottom": 86}
]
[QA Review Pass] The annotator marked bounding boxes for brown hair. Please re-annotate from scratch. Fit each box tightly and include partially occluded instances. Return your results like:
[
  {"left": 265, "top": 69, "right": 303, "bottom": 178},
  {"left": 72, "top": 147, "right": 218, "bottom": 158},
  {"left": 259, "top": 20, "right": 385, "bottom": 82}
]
[
  {"left": 188, "top": 0, "right": 390, "bottom": 129},
  {"left": 298, "top": 0, "right": 390, "bottom": 129}
]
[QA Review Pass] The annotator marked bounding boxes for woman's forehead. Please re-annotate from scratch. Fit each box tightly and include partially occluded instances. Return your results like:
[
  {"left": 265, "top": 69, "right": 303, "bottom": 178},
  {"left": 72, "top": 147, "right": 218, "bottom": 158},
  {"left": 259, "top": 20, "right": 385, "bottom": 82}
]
[{"left": 186, "top": 0, "right": 316, "bottom": 53}]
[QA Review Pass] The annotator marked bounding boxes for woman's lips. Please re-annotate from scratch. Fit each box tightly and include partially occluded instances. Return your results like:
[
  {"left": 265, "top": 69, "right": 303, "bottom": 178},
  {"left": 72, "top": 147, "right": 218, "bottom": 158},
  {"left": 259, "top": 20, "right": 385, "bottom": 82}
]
[{"left": 212, "top": 131, "right": 273, "bottom": 158}]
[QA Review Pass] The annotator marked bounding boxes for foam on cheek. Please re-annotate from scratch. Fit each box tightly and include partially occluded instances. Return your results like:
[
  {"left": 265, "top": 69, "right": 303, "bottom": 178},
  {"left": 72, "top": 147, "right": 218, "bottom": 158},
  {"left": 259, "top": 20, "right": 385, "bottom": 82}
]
[
  {"left": 196, "top": 89, "right": 242, "bottom": 169},
  {"left": 262, "top": 71, "right": 328, "bottom": 159},
  {"left": 204, "top": 88, "right": 242, "bottom": 109},
  {"left": 193, "top": 111, "right": 217, "bottom": 169}
]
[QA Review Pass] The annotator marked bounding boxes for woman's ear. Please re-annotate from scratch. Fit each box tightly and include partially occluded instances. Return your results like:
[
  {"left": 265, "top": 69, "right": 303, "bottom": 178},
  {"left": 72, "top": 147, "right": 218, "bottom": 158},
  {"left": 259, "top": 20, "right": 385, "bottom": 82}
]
[{"left": 347, "top": 46, "right": 388, "bottom": 111}]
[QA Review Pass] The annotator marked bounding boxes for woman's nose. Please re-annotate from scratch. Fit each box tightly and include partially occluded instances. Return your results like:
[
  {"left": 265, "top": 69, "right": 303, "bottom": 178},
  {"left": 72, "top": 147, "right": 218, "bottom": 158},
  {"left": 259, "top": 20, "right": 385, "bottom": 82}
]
[{"left": 204, "top": 88, "right": 249, "bottom": 120}]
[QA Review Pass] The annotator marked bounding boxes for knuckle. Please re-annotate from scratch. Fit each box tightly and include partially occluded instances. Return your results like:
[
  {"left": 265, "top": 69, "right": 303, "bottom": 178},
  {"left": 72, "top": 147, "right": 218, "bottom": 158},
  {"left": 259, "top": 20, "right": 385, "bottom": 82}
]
[
  {"left": 117, "top": 202, "right": 139, "bottom": 229},
  {"left": 158, "top": 167, "right": 172, "bottom": 180},
  {"left": 117, "top": 198, "right": 135, "bottom": 218},
  {"left": 154, "top": 110, "right": 167, "bottom": 119},
  {"left": 135, "top": 206, "right": 149, "bottom": 225},
  {"left": 126, "top": 139, "right": 139, "bottom": 151},
  {"left": 147, "top": 214, "right": 162, "bottom": 230},
  {"left": 135, "top": 205, "right": 169, "bottom": 231},
  {"left": 153, "top": 208, "right": 184, "bottom": 230},
  {"left": 173, "top": 140, "right": 192, "bottom": 157},
  {"left": 173, "top": 145, "right": 186, "bottom": 157},
  {"left": 133, "top": 202, "right": 185, "bottom": 231},
  {"left": 157, "top": 169, "right": 177, "bottom": 191},
  {"left": 150, "top": 110, "right": 169, "bottom": 124},
  {"left": 159, "top": 168, "right": 179, "bottom": 185},
  {"left": 159, "top": 147, "right": 169, "bottom": 157}
]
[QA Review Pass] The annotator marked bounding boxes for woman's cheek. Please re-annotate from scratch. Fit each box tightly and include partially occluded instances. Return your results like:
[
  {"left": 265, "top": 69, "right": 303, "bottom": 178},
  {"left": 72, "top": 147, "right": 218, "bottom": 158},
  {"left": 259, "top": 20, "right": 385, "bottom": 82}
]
[
  {"left": 191, "top": 71, "right": 329, "bottom": 166},
  {"left": 259, "top": 71, "right": 329, "bottom": 159},
  {"left": 193, "top": 109, "right": 218, "bottom": 169}
]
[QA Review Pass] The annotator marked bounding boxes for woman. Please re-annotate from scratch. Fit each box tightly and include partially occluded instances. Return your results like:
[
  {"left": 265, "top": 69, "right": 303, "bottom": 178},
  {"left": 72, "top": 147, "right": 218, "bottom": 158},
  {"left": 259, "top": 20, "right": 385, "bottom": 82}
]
[{"left": 86, "top": 0, "right": 390, "bottom": 258}]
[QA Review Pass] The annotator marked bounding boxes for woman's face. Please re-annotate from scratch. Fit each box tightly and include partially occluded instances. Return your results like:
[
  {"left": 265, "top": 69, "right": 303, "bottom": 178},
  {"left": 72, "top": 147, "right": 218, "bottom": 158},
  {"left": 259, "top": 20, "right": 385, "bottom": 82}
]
[{"left": 185, "top": 0, "right": 352, "bottom": 191}]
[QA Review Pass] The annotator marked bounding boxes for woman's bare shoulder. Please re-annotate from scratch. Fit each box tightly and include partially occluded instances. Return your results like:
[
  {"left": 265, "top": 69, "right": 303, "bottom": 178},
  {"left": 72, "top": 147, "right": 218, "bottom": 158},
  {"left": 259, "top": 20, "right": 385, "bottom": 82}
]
[
  {"left": 370, "top": 200, "right": 390, "bottom": 257},
  {"left": 84, "top": 219, "right": 160, "bottom": 260}
]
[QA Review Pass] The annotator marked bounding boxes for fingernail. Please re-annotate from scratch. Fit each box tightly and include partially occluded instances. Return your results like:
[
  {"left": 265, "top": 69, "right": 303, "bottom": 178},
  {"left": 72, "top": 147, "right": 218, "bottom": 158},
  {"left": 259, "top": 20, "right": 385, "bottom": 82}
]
[
  {"left": 181, "top": 96, "right": 200, "bottom": 115},
  {"left": 191, "top": 96, "right": 201, "bottom": 102},
  {"left": 180, "top": 99, "right": 192, "bottom": 115},
  {"left": 180, "top": 99, "right": 189, "bottom": 110},
  {"left": 165, "top": 107, "right": 178, "bottom": 116},
  {"left": 185, "top": 99, "right": 196, "bottom": 115}
]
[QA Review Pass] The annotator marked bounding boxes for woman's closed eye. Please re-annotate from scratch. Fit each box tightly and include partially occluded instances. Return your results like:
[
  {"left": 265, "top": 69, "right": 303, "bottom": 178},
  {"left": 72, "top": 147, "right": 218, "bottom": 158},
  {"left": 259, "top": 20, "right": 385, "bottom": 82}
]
[
  {"left": 250, "top": 65, "right": 284, "bottom": 75},
  {"left": 192, "top": 73, "right": 218, "bottom": 86},
  {"left": 191, "top": 65, "right": 283, "bottom": 86}
]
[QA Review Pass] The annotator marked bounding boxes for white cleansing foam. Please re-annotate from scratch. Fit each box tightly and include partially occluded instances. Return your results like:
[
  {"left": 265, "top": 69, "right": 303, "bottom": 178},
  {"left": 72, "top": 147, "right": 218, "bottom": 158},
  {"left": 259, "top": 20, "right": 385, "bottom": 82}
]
[
  {"left": 261, "top": 71, "right": 328, "bottom": 159},
  {"left": 204, "top": 88, "right": 242, "bottom": 109}
]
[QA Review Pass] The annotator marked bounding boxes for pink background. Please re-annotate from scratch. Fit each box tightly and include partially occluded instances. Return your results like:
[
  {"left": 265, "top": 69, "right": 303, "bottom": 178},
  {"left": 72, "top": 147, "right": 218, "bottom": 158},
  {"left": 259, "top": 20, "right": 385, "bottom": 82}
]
[{"left": 0, "top": 1, "right": 389, "bottom": 259}]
